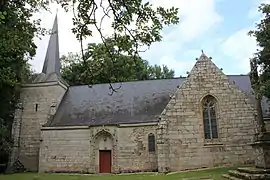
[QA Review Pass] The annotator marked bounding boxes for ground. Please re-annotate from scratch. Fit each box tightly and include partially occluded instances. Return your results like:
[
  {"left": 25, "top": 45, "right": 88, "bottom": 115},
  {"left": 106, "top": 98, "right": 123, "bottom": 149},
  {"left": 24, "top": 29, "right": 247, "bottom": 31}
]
[{"left": 0, "top": 167, "right": 233, "bottom": 180}]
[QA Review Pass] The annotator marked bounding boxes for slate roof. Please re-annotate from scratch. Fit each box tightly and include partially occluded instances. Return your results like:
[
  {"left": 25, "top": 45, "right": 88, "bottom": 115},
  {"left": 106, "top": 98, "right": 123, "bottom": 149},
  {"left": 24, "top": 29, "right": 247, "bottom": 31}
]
[
  {"left": 34, "top": 14, "right": 63, "bottom": 84},
  {"left": 42, "top": 14, "right": 60, "bottom": 76},
  {"left": 45, "top": 74, "right": 270, "bottom": 127}
]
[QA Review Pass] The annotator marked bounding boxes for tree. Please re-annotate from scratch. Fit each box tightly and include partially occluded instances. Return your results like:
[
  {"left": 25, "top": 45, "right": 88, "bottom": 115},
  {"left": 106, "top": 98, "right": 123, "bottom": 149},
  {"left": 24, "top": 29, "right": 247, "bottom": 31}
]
[
  {"left": 59, "top": 0, "right": 179, "bottom": 51},
  {"left": 248, "top": 3, "right": 270, "bottom": 132},
  {"left": 58, "top": 0, "right": 179, "bottom": 91},
  {"left": 0, "top": 0, "right": 44, "bottom": 168},
  {"left": 61, "top": 38, "right": 175, "bottom": 85},
  {"left": 148, "top": 64, "right": 175, "bottom": 79}
]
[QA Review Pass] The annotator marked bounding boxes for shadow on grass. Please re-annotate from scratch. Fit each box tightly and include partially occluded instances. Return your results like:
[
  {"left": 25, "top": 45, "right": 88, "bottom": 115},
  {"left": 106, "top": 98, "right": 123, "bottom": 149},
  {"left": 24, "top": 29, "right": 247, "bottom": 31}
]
[{"left": 0, "top": 166, "right": 247, "bottom": 180}]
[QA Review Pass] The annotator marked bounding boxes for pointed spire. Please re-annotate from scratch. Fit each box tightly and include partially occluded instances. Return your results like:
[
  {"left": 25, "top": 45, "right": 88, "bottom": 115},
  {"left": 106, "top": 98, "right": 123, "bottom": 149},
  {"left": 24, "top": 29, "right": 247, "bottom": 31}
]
[{"left": 42, "top": 14, "right": 60, "bottom": 75}]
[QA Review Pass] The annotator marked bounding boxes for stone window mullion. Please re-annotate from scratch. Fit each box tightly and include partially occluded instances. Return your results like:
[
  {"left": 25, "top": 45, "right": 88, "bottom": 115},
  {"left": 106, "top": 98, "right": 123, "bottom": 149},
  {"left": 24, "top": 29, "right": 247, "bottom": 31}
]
[{"left": 202, "top": 95, "right": 218, "bottom": 140}]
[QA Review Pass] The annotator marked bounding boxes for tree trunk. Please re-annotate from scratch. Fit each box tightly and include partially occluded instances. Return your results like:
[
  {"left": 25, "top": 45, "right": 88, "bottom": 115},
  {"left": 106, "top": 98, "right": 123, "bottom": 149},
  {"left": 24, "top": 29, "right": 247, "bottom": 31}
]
[{"left": 255, "top": 94, "right": 266, "bottom": 133}]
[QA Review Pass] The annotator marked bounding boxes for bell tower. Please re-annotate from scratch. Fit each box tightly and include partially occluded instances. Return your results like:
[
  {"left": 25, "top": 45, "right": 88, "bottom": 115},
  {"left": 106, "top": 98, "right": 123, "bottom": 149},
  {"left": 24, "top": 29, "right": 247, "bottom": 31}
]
[{"left": 9, "top": 14, "right": 68, "bottom": 171}]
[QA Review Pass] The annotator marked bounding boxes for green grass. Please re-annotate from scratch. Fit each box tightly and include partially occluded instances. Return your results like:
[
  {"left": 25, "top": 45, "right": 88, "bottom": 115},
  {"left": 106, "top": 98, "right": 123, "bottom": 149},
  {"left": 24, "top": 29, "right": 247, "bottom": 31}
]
[{"left": 0, "top": 167, "right": 234, "bottom": 180}]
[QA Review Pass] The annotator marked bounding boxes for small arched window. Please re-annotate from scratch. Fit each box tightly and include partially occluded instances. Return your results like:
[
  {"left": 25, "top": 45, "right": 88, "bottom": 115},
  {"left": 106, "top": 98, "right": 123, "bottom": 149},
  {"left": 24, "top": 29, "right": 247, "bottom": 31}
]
[
  {"left": 148, "top": 133, "right": 156, "bottom": 152},
  {"left": 202, "top": 95, "right": 218, "bottom": 139}
]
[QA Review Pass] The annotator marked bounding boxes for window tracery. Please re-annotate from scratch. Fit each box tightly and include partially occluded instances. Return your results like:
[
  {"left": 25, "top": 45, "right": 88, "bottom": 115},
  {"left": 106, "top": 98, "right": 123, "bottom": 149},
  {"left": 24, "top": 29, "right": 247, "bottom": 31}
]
[{"left": 202, "top": 95, "right": 218, "bottom": 139}]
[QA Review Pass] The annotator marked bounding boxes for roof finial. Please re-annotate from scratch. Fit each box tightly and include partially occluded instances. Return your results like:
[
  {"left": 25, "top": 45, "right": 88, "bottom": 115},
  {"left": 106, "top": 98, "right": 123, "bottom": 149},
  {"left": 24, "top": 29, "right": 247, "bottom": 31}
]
[
  {"left": 200, "top": 49, "right": 206, "bottom": 57},
  {"left": 198, "top": 49, "right": 208, "bottom": 61}
]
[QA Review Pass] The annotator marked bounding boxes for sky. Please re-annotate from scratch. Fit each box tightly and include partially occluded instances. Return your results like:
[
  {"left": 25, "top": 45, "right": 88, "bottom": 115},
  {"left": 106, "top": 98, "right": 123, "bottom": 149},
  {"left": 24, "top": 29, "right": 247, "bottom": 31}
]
[{"left": 31, "top": 0, "right": 269, "bottom": 77}]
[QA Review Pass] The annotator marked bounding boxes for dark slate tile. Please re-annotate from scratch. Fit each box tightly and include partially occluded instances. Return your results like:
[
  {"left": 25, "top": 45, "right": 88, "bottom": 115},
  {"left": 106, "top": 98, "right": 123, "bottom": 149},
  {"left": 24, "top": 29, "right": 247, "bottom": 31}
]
[{"left": 47, "top": 75, "right": 268, "bottom": 127}]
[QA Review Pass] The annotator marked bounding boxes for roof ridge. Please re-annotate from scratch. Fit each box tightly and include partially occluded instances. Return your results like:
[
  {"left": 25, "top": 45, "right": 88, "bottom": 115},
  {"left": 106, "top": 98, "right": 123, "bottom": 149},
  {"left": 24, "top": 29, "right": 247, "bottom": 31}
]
[{"left": 67, "top": 74, "right": 249, "bottom": 88}]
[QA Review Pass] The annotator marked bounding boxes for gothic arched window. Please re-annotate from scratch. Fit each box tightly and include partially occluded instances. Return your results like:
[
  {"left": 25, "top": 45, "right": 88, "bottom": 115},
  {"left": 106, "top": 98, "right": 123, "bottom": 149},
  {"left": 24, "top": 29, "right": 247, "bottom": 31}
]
[
  {"left": 202, "top": 95, "right": 218, "bottom": 139},
  {"left": 148, "top": 133, "right": 156, "bottom": 152}
]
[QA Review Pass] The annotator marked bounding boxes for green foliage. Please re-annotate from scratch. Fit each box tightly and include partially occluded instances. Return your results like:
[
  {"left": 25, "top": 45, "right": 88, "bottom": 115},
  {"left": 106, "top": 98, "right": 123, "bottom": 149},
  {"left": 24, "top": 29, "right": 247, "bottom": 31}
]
[
  {"left": 61, "top": 37, "right": 175, "bottom": 85},
  {"left": 59, "top": 0, "right": 179, "bottom": 86},
  {"left": 60, "top": 0, "right": 179, "bottom": 48},
  {"left": 0, "top": 11, "right": 7, "bottom": 24},
  {"left": 148, "top": 65, "right": 175, "bottom": 80},
  {"left": 0, "top": 0, "right": 43, "bottom": 164},
  {"left": 58, "top": 0, "right": 179, "bottom": 87},
  {"left": 249, "top": 3, "right": 270, "bottom": 98}
]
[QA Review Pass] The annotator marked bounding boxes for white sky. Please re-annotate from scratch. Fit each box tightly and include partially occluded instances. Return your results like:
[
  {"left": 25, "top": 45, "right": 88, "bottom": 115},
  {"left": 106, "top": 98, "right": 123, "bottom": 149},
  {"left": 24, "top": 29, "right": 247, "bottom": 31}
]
[{"left": 31, "top": 0, "right": 266, "bottom": 76}]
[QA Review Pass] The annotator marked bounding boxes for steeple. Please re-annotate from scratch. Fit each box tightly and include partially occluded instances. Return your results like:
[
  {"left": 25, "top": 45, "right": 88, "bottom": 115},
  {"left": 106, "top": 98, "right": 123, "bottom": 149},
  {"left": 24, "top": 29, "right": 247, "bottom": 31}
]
[
  {"left": 42, "top": 14, "right": 60, "bottom": 75},
  {"left": 33, "top": 14, "right": 67, "bottom": 84}
]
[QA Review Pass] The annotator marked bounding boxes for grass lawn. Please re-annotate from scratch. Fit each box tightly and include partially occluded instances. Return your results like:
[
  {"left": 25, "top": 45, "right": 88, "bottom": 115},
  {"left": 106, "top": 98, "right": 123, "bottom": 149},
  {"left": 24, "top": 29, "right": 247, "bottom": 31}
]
[{"left": 0, "top": 167, "right": 233, "bottom": 180}]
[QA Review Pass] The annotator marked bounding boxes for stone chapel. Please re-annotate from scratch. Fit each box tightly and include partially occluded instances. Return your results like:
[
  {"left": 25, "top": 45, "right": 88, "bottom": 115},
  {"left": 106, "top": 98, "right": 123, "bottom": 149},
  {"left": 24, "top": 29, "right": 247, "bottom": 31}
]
[{"left": 9, "top": 15, "right": 270, "bottom": 174}]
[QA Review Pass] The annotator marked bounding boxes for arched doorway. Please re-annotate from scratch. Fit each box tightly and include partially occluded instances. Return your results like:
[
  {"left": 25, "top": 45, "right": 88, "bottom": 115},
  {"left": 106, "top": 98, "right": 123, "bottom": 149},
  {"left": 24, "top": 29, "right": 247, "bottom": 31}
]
[{"left": 94, "top": 130, "right": 113, "bottom": 173}]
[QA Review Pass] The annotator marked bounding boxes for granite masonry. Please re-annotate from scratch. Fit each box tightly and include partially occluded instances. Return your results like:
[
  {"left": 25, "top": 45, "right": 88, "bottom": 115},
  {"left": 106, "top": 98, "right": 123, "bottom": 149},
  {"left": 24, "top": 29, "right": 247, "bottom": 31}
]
[
  {"left": 157, "top": 55, "right": 257, "bottom": 172},
  {"left": 9, "top": 15, "right": 270, "bottom": 174}
]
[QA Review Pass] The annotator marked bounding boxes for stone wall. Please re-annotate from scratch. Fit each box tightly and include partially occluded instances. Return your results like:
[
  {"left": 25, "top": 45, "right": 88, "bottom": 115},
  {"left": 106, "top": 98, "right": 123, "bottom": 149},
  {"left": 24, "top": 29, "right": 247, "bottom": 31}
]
[
  {"left": 157, "top": 55, "right": 256, "bottom": 172},
  {"left": 39, "top": 127, "right": 91, "bottom": 173},
  {"left": 12, "top": 82, "right": 67, "bottom": 171},
  {"left": 39, "top": 124, "right": 158, "bottom": 173},
  {"left": 117, "top": 124, "right": 158, "bottom": 173}
]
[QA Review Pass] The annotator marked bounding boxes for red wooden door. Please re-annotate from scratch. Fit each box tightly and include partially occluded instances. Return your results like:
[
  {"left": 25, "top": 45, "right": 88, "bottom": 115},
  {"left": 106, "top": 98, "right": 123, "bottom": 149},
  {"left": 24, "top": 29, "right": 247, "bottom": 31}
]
[{"left": 99, "top": 150, "right": 111, "bottom": 173}]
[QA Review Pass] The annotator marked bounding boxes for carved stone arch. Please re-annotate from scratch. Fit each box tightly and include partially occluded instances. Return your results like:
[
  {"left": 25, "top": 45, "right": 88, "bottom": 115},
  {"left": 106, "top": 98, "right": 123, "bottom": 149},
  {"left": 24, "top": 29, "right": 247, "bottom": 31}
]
[
  {"left": 94, "top": 129, "right": 113, "bottom": 140},
  {"left": 201, "top": 95, "right": 217, "bottom": 105},
  {"left": 91, "top": 128, "right": 117, "bottom": 173},
  {"left": 199, "top": 93, "right": 219, "bottom": 104},
  {"left": 199, "top": 94, "right": 220, "bottom": 119},
  {"left": 94, "top": 130, "right": 113, "bottom": 152}
]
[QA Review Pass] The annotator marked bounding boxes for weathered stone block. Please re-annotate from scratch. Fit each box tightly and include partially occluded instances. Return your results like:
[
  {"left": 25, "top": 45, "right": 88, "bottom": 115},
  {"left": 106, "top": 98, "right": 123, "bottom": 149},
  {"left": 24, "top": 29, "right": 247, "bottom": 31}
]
[{"left": 252, "top": 132, "right": 270, "bottom": 169}]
